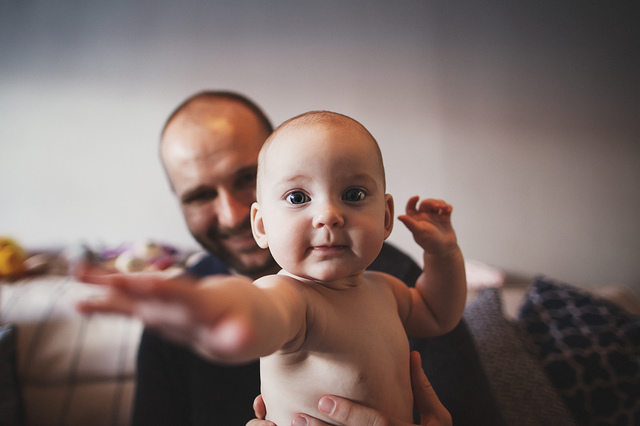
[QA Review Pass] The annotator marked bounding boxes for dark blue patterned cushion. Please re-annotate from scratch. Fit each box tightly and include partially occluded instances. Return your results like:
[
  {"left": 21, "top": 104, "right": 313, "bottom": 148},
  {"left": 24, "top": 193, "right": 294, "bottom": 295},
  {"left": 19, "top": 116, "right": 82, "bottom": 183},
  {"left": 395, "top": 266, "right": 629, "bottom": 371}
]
[
  {"left": 465, "top": 288, "right": 576, "bottom": 426},
  {"left": 517, "top": 277, "right": 640, "bottom": 426}
]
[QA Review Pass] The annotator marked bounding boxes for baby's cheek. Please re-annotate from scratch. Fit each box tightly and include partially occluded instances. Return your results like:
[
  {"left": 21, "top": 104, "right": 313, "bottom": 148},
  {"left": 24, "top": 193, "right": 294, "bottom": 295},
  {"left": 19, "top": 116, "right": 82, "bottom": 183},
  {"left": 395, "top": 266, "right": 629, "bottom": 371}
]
[{"left": 267, "top": 235, "right": 299, "bottom": 270}]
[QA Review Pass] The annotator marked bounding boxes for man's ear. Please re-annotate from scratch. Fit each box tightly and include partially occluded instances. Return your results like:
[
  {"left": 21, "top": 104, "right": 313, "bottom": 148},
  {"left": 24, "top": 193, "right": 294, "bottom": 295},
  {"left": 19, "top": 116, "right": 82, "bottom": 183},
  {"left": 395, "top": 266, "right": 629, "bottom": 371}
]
[
  {"left": 383, "top": 194, "right": 394, "bottom": 239},
  {"left": 251, "top": 202, "right": 269, "bottom": 248}
]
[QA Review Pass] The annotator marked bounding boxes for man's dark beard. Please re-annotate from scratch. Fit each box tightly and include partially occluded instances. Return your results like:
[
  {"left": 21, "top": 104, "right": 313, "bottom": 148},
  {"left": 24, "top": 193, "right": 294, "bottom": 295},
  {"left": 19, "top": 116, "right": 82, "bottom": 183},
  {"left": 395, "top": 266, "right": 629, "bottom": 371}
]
[{"left": 192, "top": 224, "right": 278, "bottom": 279}]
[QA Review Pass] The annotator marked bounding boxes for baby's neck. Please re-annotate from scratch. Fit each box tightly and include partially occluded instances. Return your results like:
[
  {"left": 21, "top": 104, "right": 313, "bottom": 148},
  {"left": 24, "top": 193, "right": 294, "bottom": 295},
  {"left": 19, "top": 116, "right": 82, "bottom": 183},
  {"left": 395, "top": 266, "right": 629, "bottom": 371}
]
[{"left": 278, "top": 269, "right": 364, "bottom": 290}]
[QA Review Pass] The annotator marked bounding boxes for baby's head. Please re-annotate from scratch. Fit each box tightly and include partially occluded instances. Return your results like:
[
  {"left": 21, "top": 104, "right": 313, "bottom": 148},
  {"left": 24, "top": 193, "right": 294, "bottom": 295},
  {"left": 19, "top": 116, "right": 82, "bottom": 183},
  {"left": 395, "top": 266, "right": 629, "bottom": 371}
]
[
  {"left": 256, "top": 111, "right": 386, "bottom": 199},
  {"left": 251, "top": 111, "right": 394, "bottom": 283}
]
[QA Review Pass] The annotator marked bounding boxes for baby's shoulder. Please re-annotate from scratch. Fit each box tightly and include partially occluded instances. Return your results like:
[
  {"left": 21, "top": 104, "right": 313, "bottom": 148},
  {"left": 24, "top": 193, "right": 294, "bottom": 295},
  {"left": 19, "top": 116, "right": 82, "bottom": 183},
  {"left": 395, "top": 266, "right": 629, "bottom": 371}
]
[
  {"left": 363, "top": 269, "right": 402, "bottom": 286},
  {"left": 363, "top": 270, "right": 411, "bottom": 300}
]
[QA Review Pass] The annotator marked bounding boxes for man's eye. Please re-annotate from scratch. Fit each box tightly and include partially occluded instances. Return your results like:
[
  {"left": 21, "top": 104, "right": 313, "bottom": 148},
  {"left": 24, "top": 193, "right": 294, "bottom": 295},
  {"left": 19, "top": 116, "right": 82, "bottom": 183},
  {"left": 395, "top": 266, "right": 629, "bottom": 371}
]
[
  {"left": 286, "top": 191, "right": 310, "bottom": 205},
  {"left": 343, "top": 188, "right": 366, "bottom": 202},
  {"left": 236, "top": 172, "right": 257, "bottom": 189},
  {"left": 183, "top": 190, "right": 217, "bottom": 205}
]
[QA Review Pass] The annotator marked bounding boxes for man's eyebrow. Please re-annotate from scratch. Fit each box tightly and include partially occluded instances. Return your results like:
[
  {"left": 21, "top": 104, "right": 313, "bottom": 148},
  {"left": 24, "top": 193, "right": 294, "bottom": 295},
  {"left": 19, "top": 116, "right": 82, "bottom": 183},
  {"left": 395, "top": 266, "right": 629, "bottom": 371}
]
[
  {"left": 180, "top": 185, "right": 214, "bottom": 202},
  {"left": 234, "top": 165, "right": 258, "bottom": 177}
]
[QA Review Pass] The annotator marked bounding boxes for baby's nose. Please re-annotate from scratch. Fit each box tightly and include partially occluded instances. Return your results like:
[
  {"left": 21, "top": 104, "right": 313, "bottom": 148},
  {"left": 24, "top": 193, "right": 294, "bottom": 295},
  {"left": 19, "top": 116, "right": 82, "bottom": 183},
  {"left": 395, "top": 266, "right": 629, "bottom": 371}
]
[{"left": 312, "top": 204, "right": 345, "bottom": 228}]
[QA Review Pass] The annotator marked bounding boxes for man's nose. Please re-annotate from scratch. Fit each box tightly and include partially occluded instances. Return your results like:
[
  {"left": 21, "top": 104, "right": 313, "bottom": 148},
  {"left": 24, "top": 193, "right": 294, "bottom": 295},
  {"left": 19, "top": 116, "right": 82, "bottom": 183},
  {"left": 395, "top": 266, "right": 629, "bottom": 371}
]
[
  {"left": 312, "top": 202, "right": 345, "bottom": 229},
  {"left": 216, "top": 190, "right": 250, "bottom": 229}
]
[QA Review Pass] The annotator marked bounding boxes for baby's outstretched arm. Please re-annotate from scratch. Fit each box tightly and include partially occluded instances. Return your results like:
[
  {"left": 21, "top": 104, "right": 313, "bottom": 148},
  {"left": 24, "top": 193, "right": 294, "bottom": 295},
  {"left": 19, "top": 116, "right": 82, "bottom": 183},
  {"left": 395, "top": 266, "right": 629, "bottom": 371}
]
[
  {"left": 397, "top": 196, "right": 467, "bottom": 336},
  {"left": 76, "top": 267, "right": 306, "bottom": 364}
]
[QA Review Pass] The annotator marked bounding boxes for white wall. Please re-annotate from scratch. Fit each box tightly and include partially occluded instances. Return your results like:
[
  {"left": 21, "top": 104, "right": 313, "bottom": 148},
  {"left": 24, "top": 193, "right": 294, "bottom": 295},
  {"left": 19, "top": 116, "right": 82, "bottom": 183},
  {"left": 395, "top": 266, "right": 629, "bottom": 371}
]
[{"left": 1, "top": 1, "right": 639, "bottom": 295}]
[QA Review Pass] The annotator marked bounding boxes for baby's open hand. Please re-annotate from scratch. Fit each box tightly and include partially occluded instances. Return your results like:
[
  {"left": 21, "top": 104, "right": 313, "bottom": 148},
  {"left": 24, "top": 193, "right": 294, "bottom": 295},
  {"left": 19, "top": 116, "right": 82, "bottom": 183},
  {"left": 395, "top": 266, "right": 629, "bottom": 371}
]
[{"left": 397, "top": 196, "right": 458, "bottom": 255}]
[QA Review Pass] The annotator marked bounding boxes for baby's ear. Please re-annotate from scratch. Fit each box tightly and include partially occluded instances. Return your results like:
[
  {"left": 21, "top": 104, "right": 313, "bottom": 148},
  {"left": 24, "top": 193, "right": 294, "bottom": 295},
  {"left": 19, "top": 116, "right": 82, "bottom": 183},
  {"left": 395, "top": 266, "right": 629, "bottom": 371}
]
[
  {"left": 383, "top": 193, "right": 394, "bottom": 239},
  {"left": 251, "top": 202, "right": 269, "bottom": 248}
]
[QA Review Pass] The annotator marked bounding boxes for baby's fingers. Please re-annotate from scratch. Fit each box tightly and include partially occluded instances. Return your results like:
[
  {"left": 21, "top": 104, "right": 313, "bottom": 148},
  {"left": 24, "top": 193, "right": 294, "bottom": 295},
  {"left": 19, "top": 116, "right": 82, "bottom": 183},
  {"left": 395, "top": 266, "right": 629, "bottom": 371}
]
[
  {"left": 404, "top": 197, "right": 453, "bottom": 217},
  {"left": 397, "top": 214, "right": 420, "bottom": 234},
  {"left": 80, "top": 268, "right": 197, "bottom": 301},
  {"left": 404, "top": 195, "right": 421, "bottom": 216},
  {"left": 76, "top": 291, "right": 136, "bottom": 316},
  {"left": 417, "top": 199, "right": 452, "bottom": 216}
]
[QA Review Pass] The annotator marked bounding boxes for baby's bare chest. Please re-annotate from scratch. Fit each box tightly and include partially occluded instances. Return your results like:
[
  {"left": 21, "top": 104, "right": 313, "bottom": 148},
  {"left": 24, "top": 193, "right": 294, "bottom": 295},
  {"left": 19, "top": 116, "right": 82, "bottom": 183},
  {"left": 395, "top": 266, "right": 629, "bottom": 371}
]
[
  {"left": 260, "top": 284, "right": 413, "bottom": 424},
  {"left": 309, "top": 287, "right": 407, "bottom": 353}
]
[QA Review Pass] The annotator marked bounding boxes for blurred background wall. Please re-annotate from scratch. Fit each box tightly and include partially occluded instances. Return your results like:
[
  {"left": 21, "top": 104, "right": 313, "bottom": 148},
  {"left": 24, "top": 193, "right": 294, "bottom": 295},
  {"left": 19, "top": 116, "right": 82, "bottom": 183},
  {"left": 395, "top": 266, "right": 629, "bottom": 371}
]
[{"left": 1, "top": 1, "right": 639, "bottom": 295}]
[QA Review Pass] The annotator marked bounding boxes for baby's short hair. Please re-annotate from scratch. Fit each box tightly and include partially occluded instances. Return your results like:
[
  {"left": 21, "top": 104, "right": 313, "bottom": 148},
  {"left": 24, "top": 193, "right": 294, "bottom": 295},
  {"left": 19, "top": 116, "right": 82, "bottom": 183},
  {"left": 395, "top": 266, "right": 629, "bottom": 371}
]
[{"left": 257, "top": 111, "right": 385, "bottom": 199}]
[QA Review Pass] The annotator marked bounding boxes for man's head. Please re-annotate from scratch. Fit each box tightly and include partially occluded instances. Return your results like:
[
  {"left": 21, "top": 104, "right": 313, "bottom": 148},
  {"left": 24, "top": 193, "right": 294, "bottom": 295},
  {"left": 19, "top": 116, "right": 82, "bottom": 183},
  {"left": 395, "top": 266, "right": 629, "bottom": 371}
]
[
  {"left": 160, "top": 91, "right": 278, "bottom": 278},
  {"left": 251, "top": 111, "right": 394, "bottom": 283}
]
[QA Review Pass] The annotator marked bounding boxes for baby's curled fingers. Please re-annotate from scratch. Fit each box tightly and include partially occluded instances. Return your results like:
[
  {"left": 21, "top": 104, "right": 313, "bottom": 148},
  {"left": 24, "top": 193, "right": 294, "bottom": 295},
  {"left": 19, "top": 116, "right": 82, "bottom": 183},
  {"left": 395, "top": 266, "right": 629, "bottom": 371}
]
[
  {"left": 404, "top": 195, "right": 421, "bottom": 216},
  {"left": 402, "top": 196, "right": 452, "bottom": 219}
]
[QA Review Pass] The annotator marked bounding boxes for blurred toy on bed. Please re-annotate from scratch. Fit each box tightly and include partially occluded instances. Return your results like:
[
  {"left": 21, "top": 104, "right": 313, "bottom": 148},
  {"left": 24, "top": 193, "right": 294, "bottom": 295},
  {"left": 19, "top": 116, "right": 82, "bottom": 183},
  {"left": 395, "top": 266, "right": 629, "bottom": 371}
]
[
  {"left": 111, "top": 240, "right": 179, "bottom": 273},
  {"left": 0, "top": 236, "right": 27, "bottom": 278},
  {"left": 64, "top": 239, "right": 186, "bottom": 275}
]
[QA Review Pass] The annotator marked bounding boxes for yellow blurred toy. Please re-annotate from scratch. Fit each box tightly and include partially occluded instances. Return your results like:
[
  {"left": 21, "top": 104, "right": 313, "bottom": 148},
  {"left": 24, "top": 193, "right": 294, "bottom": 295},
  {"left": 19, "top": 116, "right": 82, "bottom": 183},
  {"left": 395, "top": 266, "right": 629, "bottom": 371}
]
[{"left": 0, "top": 237, "right": 27, "bottom": 278}]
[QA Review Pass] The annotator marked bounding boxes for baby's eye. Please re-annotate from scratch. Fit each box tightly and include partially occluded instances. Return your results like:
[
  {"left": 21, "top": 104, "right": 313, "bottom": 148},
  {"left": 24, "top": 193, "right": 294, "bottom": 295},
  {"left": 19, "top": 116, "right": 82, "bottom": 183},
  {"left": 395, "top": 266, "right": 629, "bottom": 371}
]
[
  {"left": 343, "top": 188, "right": 366, "bottom": 202},
  {"left": 286, "top": 191, "right": 310, "bottom": 205}
]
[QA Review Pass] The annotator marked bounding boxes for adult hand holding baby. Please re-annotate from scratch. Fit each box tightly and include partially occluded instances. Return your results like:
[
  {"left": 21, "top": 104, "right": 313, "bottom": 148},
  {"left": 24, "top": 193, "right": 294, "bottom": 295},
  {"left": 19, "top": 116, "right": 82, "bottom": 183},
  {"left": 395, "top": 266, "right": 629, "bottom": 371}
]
[{"left": 248, "top": 351, "right": 452, "bottom": 426}]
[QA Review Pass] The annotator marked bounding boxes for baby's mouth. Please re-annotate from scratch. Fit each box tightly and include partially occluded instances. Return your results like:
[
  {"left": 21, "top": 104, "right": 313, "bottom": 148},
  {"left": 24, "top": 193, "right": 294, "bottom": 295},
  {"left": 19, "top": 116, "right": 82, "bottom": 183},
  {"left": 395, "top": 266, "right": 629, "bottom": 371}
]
[{"left": 311, "top": 244, "right": 348, "bottom": 253}]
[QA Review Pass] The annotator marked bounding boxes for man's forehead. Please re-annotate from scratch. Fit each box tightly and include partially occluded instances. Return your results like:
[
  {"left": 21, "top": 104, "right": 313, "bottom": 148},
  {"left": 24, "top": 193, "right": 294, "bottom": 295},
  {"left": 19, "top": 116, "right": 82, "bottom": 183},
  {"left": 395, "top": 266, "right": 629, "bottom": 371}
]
[
  {"left": 164, "top": 113, "right": 232, "bottom": 143},
  {"left": 163, "top": 115, "right": 263, "bottom": 159},
  {"left": 202, "top": 116, "right": 235, "bottom": 134},
  {"left": 165, "top": 97, "right": 265, "bottom": 138}
]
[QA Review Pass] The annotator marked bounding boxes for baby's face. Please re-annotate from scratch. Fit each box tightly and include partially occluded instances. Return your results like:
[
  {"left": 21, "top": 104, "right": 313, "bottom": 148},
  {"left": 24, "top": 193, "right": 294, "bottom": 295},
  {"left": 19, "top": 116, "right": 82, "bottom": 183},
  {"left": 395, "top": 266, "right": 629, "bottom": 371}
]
[{"left": 251, "top": 120, "right": 393, "bottom": 283}]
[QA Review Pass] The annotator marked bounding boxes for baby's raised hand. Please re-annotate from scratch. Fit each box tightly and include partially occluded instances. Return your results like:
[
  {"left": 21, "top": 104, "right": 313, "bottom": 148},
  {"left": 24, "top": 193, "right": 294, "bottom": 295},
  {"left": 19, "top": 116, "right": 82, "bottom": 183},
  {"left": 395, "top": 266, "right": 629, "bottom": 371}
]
[{"left": 397, "top": 196, "right": 458, "bottom": 255}]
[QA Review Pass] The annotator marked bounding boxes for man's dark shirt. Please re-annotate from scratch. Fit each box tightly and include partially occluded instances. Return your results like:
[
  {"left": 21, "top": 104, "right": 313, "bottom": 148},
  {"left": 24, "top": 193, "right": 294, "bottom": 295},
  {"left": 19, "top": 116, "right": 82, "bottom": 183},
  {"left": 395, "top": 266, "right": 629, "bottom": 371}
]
[{"left": 132, "top": 243, "right": 505, "bottom": 425}]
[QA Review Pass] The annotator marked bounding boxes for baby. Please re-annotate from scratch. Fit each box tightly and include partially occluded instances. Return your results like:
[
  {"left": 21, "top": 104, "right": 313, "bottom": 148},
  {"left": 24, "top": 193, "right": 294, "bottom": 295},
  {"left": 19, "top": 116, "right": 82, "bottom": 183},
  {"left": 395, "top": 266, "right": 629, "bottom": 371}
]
[{"left": 78, "top": 111, "right": 467, "bottom": 425}]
